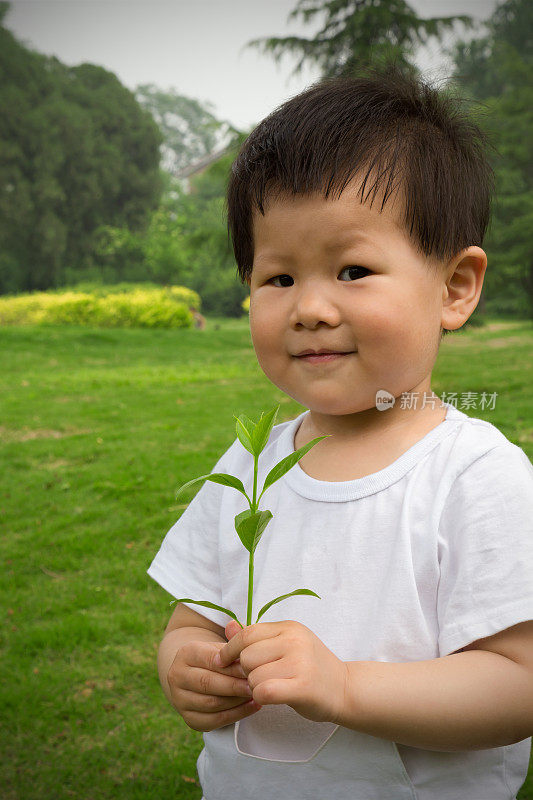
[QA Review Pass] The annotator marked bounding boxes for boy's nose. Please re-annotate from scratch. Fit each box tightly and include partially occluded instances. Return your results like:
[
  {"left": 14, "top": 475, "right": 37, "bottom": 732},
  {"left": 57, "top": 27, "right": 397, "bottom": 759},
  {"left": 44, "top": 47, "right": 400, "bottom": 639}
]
[{"left": 291, "top": 286, "right": 341, "bottom": 328}]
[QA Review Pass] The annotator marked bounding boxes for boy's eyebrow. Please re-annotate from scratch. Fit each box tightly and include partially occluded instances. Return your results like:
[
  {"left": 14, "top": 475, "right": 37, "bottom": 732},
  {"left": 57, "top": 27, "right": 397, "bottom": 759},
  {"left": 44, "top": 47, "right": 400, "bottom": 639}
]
[
  {"left": 324, "top": 231, "right": 373, "bottom": 251},
  {"left": 254, "top": 231, "right": 373, "bottom": 266}
]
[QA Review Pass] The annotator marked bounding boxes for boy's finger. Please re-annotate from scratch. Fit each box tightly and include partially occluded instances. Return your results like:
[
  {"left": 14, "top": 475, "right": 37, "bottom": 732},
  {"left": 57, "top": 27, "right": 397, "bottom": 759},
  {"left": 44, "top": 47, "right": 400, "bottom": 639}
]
[
  {"left": 225, "top": 657, "right": 247, "bottom": 678},
  {"left": 211, "top": 653, "right": 247, "bottom": 680},
  {"left": 223, "top": 660, "right": 248, "bottom": 680},
  {"left": 225, "top": 620, "right": 241, "bottom": 640},
  {"left": 216, "top": 622, "right": 280, "bottom": 667},
  {"left": 192, "top": 668, "right": 252, "bottom": 699},
  {"left": 232, "top": 660, "right": 248, "bottom": 680},
  {"left": 215, "top": 663, "right": 247, "bottom": 680},
  {"left": 184, "top": 697, "right": 261, "bottom": 732}
]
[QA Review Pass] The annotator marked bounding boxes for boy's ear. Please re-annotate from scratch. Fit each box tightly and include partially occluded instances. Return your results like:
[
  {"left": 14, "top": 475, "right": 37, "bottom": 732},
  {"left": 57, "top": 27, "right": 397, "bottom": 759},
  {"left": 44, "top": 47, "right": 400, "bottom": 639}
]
[{"left": 440, "top": 246, "right": 487, "bottom": 332}]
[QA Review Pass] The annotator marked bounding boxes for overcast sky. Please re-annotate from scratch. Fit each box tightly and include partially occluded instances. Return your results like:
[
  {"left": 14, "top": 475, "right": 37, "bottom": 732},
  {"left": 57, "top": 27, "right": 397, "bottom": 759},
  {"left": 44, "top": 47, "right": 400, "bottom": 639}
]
[{"left": 6, "top": 0, "right": 498, "bottom": 131}]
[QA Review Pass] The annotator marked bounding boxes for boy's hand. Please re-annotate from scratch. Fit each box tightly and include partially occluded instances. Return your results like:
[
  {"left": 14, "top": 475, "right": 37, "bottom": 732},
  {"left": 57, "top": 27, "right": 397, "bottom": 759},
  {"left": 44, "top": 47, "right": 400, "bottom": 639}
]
[
  {"left": 218, "top": 620, "right": 349, "bottom": 724},
  {"left": 167, "top": 639, "right": 262, "bottom": 732}
]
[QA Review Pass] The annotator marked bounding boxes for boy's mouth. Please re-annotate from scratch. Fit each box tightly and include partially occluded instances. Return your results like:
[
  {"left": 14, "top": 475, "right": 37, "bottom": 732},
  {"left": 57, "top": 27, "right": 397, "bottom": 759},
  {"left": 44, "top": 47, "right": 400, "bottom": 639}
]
[
  {"left": 294, "top": 349, "right": 355, "bottom": 364},
  {"left": 294, "top": 348, "right": 354, "bottom": 356}
]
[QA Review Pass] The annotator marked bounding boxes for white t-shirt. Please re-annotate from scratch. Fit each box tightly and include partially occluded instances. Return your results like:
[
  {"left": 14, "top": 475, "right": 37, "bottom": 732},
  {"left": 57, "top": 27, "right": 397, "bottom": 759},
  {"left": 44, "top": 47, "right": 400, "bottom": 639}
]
[{"left": 148, "top": 402, "right": 533, "bottom": 800}]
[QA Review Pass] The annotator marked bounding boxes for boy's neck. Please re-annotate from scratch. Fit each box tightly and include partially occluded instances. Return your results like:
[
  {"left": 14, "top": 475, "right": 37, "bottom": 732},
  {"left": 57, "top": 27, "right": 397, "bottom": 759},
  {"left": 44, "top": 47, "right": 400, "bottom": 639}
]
[{"left": 295, "top": 383, "right": 447, "bottom": 482}]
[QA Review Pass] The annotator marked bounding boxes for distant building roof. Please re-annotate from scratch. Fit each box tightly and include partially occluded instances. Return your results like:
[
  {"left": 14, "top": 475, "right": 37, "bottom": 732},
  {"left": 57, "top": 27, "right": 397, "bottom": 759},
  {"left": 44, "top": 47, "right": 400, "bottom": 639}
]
[{"left": 176, "top": 145, "right": 234, "bottom": 179}]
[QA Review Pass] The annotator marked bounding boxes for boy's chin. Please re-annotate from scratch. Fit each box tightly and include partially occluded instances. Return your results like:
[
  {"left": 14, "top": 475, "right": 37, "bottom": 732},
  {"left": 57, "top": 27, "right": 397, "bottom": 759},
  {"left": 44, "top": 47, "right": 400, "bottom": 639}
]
[{"left": 304, "top": 398, "right": 383, "bottom": 417}]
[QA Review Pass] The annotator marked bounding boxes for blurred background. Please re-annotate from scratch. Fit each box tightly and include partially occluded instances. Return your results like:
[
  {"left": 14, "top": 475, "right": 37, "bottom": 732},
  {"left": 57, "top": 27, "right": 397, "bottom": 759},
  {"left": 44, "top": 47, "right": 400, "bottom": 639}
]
[
  {"left": 1, "top": 2, "right": 532, "bottom": 799},
  {"left": 1, "top": 0, "right": 531, "bottom": 322}
]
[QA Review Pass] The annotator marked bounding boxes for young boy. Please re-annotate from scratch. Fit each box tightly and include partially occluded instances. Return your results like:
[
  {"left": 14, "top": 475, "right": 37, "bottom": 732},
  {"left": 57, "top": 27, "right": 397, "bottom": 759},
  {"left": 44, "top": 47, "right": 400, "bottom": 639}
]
[{"left": 148, "top": 66, "right": 533, "bottom": 799}]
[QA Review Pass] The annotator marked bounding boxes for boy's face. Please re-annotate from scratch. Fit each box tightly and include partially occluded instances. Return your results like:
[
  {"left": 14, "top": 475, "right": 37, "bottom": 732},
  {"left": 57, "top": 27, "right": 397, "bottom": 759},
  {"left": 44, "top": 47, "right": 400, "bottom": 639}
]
[{"left": 247, "top": 179, "right": 448, "bottom": 419}]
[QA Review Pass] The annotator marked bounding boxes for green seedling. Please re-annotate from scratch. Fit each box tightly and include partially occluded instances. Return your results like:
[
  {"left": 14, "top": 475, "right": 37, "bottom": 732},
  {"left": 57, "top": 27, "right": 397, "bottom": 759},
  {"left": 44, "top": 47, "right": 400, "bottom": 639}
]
[{"left": 172, "top": 405, "right": 330, "bottom": 628}]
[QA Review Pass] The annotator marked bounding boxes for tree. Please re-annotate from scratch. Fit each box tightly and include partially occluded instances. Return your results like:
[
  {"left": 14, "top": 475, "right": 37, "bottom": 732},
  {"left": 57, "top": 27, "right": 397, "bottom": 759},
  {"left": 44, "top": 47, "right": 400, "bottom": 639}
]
[
  {"left": 245, "top": 0, "right": 475, "bottom": 79},
  {"left": 135, "top": 84, "right": 239, "bottom": 174},
  {"left": 451, "top": 0, "right": 532, "bottom": 100},
  {"left": 90, "top": 141, "right": 252, "bottom": 316},
  {"left": 0, "top": 6, "right": 163, "bottom": 293},
  {"left": 449, "top": 0, "right": 533, "bottom": 316},
  {"left": 175, "top": 141, "right": 250, "bottom": 316}
]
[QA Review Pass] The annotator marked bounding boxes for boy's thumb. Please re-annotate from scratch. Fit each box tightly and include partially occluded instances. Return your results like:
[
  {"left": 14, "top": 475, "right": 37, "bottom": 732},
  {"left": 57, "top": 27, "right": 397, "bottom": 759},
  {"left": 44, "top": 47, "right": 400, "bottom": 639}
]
[{"left": 225, "top": 620, "right": 241, "bottom": 640}]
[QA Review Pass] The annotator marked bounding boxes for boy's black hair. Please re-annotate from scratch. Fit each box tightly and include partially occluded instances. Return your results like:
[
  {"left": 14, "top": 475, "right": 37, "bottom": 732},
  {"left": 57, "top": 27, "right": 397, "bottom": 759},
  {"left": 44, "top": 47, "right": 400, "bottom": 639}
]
[{"left": 225, "top": 64, "right": 495, "bottom": 336}]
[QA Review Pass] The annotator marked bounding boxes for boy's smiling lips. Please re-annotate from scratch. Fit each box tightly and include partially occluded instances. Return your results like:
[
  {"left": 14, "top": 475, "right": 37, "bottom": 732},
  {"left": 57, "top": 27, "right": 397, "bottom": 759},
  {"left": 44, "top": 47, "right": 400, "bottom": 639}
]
[
  {"left": 293, "top": 349, "right": 356, "bottom": 364},
  {"left": 293, "top": 348, "right": 356, "bottom": 356}
]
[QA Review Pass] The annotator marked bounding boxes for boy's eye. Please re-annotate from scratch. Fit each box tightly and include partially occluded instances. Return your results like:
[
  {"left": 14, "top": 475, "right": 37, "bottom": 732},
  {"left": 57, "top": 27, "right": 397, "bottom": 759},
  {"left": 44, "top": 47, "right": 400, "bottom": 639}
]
[
  {"left": 269, "top": 274, "right": 293, "bottom": 287},
  {"left": 269, "top": 266, "right": 369, "bottom": 287},
  {"left": 338, "top": 266, "right": 370, "bottom": 281}
]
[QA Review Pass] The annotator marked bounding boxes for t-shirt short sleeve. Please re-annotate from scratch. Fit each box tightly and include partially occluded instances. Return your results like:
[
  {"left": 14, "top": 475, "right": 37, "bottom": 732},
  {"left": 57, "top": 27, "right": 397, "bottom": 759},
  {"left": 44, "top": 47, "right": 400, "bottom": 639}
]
[
  {"left": 147, "top": 447, "right": 233, "bottom": 630},
  {"left": 437, "top": 443, "right": 533, "bottom": 657}
]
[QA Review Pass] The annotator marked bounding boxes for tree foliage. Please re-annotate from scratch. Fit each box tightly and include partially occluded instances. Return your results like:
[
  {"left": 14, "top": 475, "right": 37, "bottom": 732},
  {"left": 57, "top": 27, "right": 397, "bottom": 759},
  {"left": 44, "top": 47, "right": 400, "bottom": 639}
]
[
  {"left": 450, "top": 0, "right": 533, "bottom": 316},
  {"left": 245, "top": 0, "right": 475, "bottom": 79},
  {"left": 0, "top": 10, "right": 162, "bottom": 294},
  {"left": 451, "top": 0, "right": 531, "bottom": 101},
  {"left": 94, "top": 140, "right": 251, "bottom": 317},
  {"left": 4, "top": 0, "right": 528, "bottom": 320}
]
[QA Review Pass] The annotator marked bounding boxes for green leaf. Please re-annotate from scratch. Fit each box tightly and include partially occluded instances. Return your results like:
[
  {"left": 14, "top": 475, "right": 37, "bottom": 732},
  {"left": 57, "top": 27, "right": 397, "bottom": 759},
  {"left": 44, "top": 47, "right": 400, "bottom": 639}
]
[
  {"left": 170, "top": 598, "right": 243, "bottom": 628},
  {"left": 234, "top": 416, "right": 255, "bottom": 455},
  {"left": 255, "top": 589, "right": 321, "bottom": 622},
  {"left": 175, "top": 472, "right": 251, "bottom": 505},
  {"left": 258, "top": 435, "right": 331, "bottom": 500},
  {"left": 236, "top": 413, "right": 256, "bottom": 437},
  {"left": 251, "top": 405, "right": 280, "bottom": 456},
  {"left": 234, "top": 508, "right": 273, "bottom": 554}
]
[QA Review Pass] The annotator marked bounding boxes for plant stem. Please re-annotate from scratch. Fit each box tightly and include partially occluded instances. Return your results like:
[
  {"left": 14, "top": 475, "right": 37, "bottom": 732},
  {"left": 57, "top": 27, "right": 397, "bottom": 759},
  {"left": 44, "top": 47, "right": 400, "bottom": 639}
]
[
  {"left": 252, "top": 454, "right": 258, "bottom": 511},
  {"left": 247, "top": 550, "right": 254, "bottom": 626},
  {"left": 246, "top": 453, "right": 259, "bottom": 626}
]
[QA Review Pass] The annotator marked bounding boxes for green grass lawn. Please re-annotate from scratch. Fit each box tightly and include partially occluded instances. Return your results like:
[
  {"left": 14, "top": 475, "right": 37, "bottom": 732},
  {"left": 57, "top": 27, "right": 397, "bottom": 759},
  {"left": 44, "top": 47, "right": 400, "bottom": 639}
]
[{"left": 1, "top": 317, "right": 532, "bottom": 799}]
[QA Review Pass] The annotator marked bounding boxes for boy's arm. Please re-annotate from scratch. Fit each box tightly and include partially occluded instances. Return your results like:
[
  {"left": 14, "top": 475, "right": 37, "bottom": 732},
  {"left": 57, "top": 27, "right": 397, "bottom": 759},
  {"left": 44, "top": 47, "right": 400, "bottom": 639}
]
[{"left": 340, "top": 621, "right": 533, "bottom": 751}]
